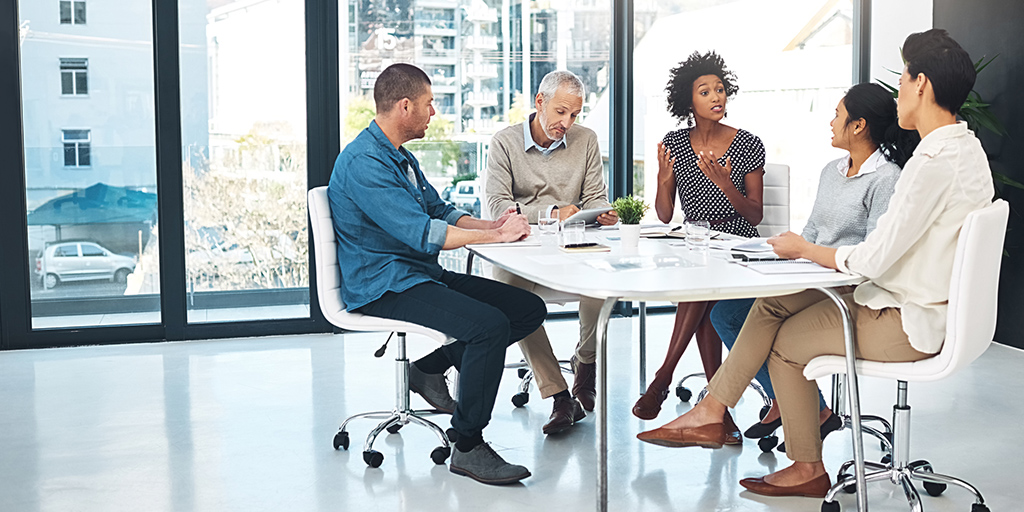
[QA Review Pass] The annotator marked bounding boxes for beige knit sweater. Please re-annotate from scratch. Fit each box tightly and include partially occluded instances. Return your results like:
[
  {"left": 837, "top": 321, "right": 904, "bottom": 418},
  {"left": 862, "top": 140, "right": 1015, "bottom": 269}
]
[{"left": 485, "top": 117, "right": 610, "bottom": 223}]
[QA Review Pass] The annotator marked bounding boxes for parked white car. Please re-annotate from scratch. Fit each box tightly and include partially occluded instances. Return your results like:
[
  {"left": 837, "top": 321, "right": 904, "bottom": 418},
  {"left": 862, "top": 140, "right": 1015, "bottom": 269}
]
[
  {"left": 35, "top": 241, "right": 137, "bottom": 288},
  {"left": 449, "top": 179, "right": 482, "bottom": 217}
]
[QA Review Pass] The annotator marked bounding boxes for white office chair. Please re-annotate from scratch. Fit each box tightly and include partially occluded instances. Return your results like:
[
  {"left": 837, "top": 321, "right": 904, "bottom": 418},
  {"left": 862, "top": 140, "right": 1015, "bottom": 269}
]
[
  {"left": 806, "top": 199, "right": 1007, "bottom": 512},
  {"left": 674, "top": 163, "right": 791, "bottom": 413},
  {"left": 308, "top": 186, "right": 453, "bottom": 469}
]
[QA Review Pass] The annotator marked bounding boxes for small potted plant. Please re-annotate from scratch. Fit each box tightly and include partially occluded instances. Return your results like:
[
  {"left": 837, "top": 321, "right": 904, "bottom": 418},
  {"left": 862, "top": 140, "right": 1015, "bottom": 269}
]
[{"left": 612, "top": 196, "right": 650, "bottom": 249}]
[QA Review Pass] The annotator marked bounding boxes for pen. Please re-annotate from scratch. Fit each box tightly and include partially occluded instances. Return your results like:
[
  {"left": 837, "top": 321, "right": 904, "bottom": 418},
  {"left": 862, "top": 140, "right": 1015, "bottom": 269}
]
[{"left": 515, "top": 202, "right": 521, "bottom": 215}]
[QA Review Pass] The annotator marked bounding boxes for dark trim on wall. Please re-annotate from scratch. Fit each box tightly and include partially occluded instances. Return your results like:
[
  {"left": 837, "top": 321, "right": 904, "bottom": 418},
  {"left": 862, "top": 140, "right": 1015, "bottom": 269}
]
[
  {"left": 152, "top": 0, "right": 185, "bottom": 341},
  {"left": 852, "top": 0, "right": 871, "bottom": 83},
  {"left": 609, "top": 0, "right": 633, "bottom": 201},
  {"left": 0, "top": 0, "right": 31, "bottom": 350}
]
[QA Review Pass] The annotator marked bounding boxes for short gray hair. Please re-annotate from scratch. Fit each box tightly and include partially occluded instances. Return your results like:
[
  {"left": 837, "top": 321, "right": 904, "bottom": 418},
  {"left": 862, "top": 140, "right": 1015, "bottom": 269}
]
[{"left": 537, "top": 70, "right": 585, "bottom": 102}]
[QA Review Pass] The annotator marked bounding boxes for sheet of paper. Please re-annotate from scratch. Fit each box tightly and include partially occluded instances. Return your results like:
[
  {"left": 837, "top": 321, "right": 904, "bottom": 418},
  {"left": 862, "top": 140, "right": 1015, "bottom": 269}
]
[{"left": 740, "top": 259, "right": 836, "bottom": 274}]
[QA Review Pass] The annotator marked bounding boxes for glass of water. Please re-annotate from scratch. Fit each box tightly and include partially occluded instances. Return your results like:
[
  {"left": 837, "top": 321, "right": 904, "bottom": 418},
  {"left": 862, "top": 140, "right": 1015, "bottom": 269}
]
[
  {"left": 685, "top": 219, "right": 711, "bottom": 252},
  {"left": 561, "top": 219, "right": 585, "bottom": 247},
  {"left": 538, "top": 207, "right": 559, "bottom": 243}
]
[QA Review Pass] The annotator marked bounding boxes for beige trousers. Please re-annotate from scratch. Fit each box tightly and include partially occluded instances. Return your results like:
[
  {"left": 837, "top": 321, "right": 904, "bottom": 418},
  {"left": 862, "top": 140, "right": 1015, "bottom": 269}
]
[
  {"left": 706, "top": 287, "right": 931, "bottom": 462},
  {"left": 492, "top": 267, "right": 602, "bottom": 398}
]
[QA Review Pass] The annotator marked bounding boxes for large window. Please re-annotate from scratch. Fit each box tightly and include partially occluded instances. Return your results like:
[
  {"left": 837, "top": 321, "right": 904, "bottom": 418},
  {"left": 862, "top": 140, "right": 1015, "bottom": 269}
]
[
  {"left": 59, "top": 57, "right": 88, "bottom": 95},
  {"left": 629, "top": 0, "right": 855, "bottom": 233},
  {"left": 179, "top": 0, "right": 310, "bottom": 323},
  {"left": 21, "top": 0, "right": 161, "bottom": 329}
]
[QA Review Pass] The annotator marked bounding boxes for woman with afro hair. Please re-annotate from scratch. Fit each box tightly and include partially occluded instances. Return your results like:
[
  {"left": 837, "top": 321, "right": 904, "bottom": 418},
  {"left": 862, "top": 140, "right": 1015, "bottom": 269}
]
[{"left": 632, "top": 51, "right": 766, "bottom": 426}]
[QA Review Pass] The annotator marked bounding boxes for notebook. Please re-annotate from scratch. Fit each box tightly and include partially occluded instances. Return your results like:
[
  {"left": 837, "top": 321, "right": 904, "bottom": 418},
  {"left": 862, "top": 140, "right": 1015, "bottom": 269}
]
[{"left": 737, "top": 258, "right": 836, "bottom": 274}]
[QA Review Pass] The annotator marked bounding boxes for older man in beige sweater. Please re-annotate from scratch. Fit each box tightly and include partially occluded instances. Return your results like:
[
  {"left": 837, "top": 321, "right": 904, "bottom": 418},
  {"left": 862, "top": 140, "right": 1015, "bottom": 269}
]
[{"left": 486, "top": 70, "right": 618, "bottom": 435}]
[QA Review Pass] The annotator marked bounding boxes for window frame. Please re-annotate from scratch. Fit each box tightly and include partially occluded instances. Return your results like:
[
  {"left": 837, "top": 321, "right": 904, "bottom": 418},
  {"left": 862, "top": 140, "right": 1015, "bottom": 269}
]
[
  {"left": 59, "top": 0, "right": 87, "bottom": 25},
  {"left": 61, "top": 128, "right": 91, "bottom": 168},
  {"left": 59, "top": 57, "right": 89, "bottom": 96}
]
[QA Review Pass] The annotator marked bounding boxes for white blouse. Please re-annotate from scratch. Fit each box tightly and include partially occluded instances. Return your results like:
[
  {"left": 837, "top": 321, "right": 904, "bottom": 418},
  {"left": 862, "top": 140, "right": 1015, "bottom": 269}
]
[{"left": 834, "top": 122, "right": 994, "bottom": 354}]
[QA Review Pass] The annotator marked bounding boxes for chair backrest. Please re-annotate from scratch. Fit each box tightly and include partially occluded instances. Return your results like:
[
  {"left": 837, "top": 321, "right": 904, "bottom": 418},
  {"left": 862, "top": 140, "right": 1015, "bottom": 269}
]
[
  {"left": 308, "top": 186, "right": 348, "bottom": 318},
  {"left": 759, "top": 163, "right": 790, "bottom": 237},
  {"left": 940, "top": 198, "right": 1009, "bottom": 375}
]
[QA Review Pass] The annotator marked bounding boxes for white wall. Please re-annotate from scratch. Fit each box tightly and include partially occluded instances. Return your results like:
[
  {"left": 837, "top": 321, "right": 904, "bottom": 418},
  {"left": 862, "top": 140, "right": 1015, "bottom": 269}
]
[{"left": 870, "top": 0, "right": 933, "bottom": 87}]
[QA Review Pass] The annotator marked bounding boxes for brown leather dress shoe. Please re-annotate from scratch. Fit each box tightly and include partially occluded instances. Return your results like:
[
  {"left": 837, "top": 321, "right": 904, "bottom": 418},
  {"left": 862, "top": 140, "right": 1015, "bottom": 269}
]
[
  {"left": 571, "top": 356, "right": 596, "bottom": 412},
  {"left": 543, "top": 395, "right": 586, "bottom": 435},
  {"left": 632, "top": 383, "right": 669, "bottom": 420},
  {"left": 739, "top": 473, "right": 831, "bottom": 498}
]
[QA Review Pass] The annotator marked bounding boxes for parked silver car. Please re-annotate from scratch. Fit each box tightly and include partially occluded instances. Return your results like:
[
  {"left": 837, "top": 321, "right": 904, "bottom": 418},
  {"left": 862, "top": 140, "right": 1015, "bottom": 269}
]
[{"left": 35, "top": 241, "right": 137, "bottom": 288}]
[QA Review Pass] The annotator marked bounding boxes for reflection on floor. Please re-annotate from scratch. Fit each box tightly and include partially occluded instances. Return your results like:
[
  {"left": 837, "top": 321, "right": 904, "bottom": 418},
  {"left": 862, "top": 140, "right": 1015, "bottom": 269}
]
[{"left": 0, "top": 315, "right": 1017, "bottom": 512}]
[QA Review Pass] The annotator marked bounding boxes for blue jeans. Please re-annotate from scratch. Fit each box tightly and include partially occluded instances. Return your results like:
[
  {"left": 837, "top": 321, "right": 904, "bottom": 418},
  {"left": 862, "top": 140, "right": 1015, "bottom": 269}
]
[
  {"left": 357, "top": 270, "right": 547, "bottom": 438},
  {"left": 710, "top": 298, "right": 827, "bottom": 411}
]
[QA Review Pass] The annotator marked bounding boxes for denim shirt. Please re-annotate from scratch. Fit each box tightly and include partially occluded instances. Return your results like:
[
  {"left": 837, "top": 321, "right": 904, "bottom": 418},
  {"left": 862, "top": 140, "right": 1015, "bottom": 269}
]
[{"left": 328, "top": 121, "right": 468, "bottom": 310}]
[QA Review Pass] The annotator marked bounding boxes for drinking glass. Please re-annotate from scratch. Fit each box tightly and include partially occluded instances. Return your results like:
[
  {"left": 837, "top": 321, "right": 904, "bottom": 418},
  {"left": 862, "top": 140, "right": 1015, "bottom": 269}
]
[
  {"left": 561, "top": 219, "right": 585, "bottom": 247},
  {"left": 685, "top": 219, "right": 711, "bottom": 252},
  {"left": 538, "top": 208, "right": 559, "bottom": 242}
]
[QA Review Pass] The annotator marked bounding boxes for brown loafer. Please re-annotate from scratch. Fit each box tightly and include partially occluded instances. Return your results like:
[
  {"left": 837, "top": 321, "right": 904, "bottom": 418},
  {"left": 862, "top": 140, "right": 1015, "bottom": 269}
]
[
  {"left": 636, "top": 422, "right": 730, "bottom": 448},
  {"left": 571, "top": 356, "right": 596, "bottom": 412},
  {"left": 739, "top": 473, "right": 832, "bottom": 498},
  {"left": 632, "top": 384, "right": 669, "bottom": 420},
  {"left": 543, "top": 395, "right": 586, "bottom": 435}
]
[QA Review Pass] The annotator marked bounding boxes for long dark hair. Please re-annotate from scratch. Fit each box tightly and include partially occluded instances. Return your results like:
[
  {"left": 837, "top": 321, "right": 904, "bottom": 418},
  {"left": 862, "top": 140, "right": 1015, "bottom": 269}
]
[{"left": 843, "top": 83, "right": 920, "bottom": 168}]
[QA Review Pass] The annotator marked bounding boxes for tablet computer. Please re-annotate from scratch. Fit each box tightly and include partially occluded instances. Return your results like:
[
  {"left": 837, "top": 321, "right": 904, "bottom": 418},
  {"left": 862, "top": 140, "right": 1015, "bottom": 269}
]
[{"left": 563, "top": 206, "right": 614, "bottom": 226}]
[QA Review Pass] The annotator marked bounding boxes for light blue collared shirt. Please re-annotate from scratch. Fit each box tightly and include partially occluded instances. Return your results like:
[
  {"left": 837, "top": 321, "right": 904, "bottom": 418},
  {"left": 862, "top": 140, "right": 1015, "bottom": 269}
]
[{"left": 523, "top": 112, "right": 566, "bottom": 156}]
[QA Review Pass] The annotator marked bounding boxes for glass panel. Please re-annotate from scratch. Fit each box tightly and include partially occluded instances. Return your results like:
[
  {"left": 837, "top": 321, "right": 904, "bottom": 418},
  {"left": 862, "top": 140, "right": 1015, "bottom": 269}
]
[
  {"left": 74, "top": 1, "right": 87, "bottom": 24},
  {"left": 631, "top": 0, "right": 854, "bottom": 234},
  {"left": 61, "top": 72, "right": 73, "bottom": 94},
  {"left": 21, "top": 0, "right": 161, "bottom": 328},
  {"left": 180, "top": 0, "right": 309, "bottom": 323},
  {"left": 340, "top": 0, "right": 613, "bottom": 282},
  {"left": 75, "top": 71, "right": 88, "bottom": 94},
  {"left": 59, "top": 1, "right": 72, "bottom": 24}
]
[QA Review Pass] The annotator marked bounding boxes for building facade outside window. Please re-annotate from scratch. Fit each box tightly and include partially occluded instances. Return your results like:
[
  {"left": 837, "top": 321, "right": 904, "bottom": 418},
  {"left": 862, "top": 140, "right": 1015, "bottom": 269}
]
[
  {"left": 59, "top": 0, "right": 86, "bottom": 25},
  {"left": 60, "top": 58, "right": 88, "bottom": 95},
  {"left": 61, "top": 129, "right": 90, "bottom": 167}
]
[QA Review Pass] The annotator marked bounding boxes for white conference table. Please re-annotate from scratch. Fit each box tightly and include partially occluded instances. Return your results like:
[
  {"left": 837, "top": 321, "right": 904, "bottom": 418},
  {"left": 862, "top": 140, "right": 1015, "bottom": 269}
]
[{"left": 467, "top": 227, "right": 871, "bottom": 512}]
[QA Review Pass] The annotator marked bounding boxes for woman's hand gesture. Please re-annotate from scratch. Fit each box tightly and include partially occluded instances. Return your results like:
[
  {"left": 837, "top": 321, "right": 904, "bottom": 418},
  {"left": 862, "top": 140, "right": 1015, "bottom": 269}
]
[
  {"left": 657, "top": 142, "right": 676, "bottom": 186},
  {"left": 697, "top": 151, "right": 733, "bottom": 190}
]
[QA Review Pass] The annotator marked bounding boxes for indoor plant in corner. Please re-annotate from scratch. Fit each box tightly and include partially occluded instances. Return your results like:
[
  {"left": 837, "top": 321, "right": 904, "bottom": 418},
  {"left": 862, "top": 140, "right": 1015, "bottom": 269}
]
[{"left": 612, "top": 196, "right": 649, "bottom": 249}]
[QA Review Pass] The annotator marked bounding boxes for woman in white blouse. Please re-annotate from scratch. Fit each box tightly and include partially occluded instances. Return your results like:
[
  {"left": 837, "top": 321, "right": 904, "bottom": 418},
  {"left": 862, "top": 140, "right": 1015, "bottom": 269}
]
[{"left": 636, "top": 29, "right": 995, "bottom": 499}]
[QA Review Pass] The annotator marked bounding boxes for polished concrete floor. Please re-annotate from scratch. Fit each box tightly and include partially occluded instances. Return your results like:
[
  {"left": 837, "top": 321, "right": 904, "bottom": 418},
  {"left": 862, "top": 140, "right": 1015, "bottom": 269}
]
[{"left": 0, "top": 315, "right": 1018, "bottom": 512}]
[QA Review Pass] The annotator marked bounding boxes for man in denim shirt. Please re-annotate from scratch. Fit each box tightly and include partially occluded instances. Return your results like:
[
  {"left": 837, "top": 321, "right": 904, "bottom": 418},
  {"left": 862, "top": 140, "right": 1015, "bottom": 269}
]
[{"left": 329, "top": 63, "right": 546, "bottom": 485}]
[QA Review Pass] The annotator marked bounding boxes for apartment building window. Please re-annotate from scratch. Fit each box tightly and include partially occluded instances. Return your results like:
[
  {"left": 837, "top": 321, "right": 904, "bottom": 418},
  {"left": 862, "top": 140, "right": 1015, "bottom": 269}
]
[
  {"left": 59, "top": 0, "right": 87, "bottom": 25},
  {"left": 62, "top": 129, "right": 91, "bottom": 167},
  {"left": 60, "top": 58, "right": 88, "bottom": 95}
]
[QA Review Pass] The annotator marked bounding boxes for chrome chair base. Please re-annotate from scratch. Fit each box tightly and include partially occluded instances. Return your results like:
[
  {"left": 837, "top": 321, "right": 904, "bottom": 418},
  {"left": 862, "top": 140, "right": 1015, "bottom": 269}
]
[
  {"left": 505, "top": 358, "right": 573, "bottom": 407},
  {"left": 332, "top": 333, "right": 452, "bottom": 468}
]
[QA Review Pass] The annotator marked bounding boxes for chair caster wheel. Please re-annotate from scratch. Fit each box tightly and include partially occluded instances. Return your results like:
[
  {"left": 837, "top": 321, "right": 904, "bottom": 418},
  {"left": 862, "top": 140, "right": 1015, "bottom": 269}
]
[
  {"left": 923, "top": 481, "right": 947, "bottom": 497},
  {"left": 446, "top": 428, "right": 459, "bottom": 443},
  {"left": 972, "top": 504, "right": 990, "bottom": 512},
  {"left": 333, "top": 431, "right": 349, "bottom": 450},
  {"left": 837, "top": 473, "right": 856, "bottom": 493},
  {"left": 386, "top": 423, "right": 403, "bottom": 434},
  {"left": 517, "top": 368, "right": 528, "bottom": 379},
  {"left": 757, "top": 435, "right": 778, "bottom": 452},
  {"left": 881, "top": 453, "right": 892, "bottom": 465},
  {"left": 759, "top": 404, "right": 771, "bottom": 420},
  {"left": 881, "top": 431, "right": 893, "bottom": 450},
  {"left": 511, "top": 392, "right": 529, "bottom": 407},
  {"left": 821, "top": 500, "right": 841, "bottom": 512},
  {"left": 430, "top": 446, "right": 451, "bottom": 464},
  {"left": 363, "top": 450, "right": 384, "bottom": 468},
  {"left": 676, "top": 386, "right": 692, "bottom": 402}
]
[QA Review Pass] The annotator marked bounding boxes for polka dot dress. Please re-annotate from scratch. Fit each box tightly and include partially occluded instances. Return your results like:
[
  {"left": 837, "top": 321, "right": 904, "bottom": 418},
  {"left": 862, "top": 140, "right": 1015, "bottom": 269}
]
[{"left": 662, "top": 128, "right": 765, "bottom": 238}]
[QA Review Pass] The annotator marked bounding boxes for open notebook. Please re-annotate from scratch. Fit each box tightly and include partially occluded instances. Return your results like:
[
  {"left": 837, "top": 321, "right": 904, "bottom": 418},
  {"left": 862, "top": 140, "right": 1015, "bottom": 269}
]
[{"left": 736, "top": 258, "right": 836, "bottom": 274}]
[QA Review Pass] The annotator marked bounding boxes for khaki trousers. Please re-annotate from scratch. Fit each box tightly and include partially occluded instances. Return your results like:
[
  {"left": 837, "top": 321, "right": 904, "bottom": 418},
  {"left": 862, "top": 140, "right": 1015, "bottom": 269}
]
[
  {"left": 706, "top": 287, "right": 931, "bottom": 462},
  {"left": 492, "top": 267, "right": 601, "bottom": 398}
]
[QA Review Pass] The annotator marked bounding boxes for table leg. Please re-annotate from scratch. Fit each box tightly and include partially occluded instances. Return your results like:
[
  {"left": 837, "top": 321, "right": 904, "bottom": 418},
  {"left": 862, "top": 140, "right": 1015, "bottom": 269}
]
[
  {"left": 815, "top": 287, "right": 868, "bottom": 512},
  {"left": 638, "top": 301, "right": 647, "bottom": 394},
  {"left": 595, "top": 296, "right": 618, "bottom": 512}
]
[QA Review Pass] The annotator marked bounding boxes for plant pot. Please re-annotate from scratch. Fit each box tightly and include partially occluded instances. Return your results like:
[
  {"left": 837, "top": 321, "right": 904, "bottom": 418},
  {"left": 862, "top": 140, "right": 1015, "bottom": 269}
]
[{"left": 619, "top": 224, "right": 641, "bottom": 249}]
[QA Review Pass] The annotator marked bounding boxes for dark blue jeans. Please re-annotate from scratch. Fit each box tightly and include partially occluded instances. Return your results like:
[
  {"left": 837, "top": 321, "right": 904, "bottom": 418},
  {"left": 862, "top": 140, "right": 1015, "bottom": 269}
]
[
  {"left": 710, "top": 298, "right": 827, "bottom": 411},
  {"left": 357, "top": 270, "right": 546, "bottom": 438}
]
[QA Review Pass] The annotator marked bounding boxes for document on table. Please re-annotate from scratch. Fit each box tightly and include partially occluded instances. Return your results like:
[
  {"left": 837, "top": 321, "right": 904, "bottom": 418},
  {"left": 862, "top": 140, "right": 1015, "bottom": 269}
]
[
  {"left": 584, "top": 255, "right": 701, "bottom": 272},
  {"left": 737, "top": 258, "right": 836, "bottom": 274},
  {"left": 466, "top": 235, "right": 542, "bottom": 248}
]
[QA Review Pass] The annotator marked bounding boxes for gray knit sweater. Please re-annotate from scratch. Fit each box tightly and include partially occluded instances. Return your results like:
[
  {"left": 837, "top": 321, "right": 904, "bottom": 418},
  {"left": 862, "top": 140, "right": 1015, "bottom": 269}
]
[
  {"left": 485, "top": 116, "right": 610, "bottom": 222},
  {"left": 802, "top": 151, "right": 901, "bottom": 247}
]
